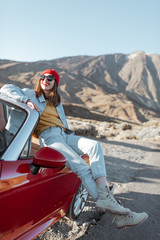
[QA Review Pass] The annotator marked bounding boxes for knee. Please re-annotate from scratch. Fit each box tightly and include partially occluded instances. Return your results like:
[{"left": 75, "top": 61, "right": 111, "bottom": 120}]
[
  {"left": 67, "top": 158, "right": 91, "bottom": 179},
  {"left": 89, "top": 140, "right": 102, "bottom": 153}
]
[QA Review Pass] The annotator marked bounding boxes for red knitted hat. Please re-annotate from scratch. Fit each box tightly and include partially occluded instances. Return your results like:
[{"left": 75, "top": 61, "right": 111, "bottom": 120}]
[{"left": 41, "top": 69, "right": 59, "bottom": 87}]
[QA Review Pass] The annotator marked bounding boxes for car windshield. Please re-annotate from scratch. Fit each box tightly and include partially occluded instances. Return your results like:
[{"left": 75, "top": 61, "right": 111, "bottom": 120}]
[{"left": 0, "top": 99, "right": 27, "bottom": 157}]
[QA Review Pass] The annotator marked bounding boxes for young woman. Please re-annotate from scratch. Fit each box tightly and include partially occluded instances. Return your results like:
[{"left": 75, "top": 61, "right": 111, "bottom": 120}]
[{"left": 0, "top": 69, "right": 148, "bottom": 229}]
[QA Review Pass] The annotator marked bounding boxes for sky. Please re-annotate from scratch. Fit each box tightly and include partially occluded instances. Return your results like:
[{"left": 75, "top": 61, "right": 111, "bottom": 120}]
[{"left": 0, "top": 0, "right": 160, "bottom": 62}]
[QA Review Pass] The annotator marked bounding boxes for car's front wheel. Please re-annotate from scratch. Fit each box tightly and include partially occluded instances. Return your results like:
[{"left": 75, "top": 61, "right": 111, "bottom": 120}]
[{"left": 66, "top": 183, "right": 88, "bottom": 220}]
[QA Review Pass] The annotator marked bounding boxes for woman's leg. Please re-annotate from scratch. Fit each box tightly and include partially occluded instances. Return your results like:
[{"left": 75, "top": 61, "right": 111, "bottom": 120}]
[
  {"left": 39, "top": 128, "right": 130, "bottom": 215},
  {"left": 66, "top": 134, "right": 107, "bottom": 180},
  {"left": 66, "top": 133, "right": 131, "bottom": 215},
  {"left": 39, "top": 127, "right": 99, "bottom": 200},
  {"left": 95, "top": 176, "right": 107, "bottom": 185}
]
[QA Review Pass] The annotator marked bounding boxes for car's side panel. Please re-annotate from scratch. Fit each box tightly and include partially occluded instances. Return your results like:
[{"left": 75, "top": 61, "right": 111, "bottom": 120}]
[{"left": 0, "top": 159, "right": 80, "bottom": 240}]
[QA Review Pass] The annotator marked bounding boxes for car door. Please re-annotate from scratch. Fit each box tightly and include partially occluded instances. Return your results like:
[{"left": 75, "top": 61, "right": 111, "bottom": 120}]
[
  {"left": 0, "top": 97, "right": 80, "bottom": 239},
  {"left": 0, "top": 155, "right": 80, "bottom": 240}
]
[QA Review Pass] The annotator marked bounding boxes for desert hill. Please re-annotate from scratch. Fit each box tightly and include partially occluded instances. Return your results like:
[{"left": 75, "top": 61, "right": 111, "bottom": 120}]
[{"left": 0, "top": 51, "right": 160, "bottom": 124}]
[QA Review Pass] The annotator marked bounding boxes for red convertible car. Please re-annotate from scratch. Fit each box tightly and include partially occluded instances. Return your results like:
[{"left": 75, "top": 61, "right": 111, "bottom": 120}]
[{"left": 0, "top": 93, "right": 88, "bottom": 240}]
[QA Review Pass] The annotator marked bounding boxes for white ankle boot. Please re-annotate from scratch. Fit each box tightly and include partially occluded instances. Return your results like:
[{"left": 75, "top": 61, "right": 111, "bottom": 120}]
[
  {"left": 96, "top": 184, "right": 130, "bottom": 215},
  {"left": 114, "top": 210, "right": 148, "bottom": 229}
]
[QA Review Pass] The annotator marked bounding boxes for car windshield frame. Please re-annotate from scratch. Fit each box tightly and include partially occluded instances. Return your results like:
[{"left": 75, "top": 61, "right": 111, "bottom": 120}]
[{"left": 0, "top": 93, "right": 39, "bottom": 161}]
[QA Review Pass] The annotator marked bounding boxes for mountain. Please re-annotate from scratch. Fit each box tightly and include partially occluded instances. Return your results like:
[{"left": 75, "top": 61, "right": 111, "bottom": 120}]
[{"left": 0, "top": 51, "right": 160, "bottom": 124}]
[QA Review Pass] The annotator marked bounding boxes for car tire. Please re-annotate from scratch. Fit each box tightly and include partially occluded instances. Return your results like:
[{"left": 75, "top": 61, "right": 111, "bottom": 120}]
[{"left": 66, "top": 183, "right": 88, "bottom": 220}]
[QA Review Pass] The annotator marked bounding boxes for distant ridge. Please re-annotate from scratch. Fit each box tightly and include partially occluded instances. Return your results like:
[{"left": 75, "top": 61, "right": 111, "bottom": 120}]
[{"left": 0, "top": 51, "right": 160, "bottom": 123}]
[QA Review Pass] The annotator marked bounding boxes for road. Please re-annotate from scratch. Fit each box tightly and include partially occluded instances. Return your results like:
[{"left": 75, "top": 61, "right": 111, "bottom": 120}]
[
  {"left": 37, "top": 140, "right": 160, "bottom": 240},
  {"left": 78, "top": 144, "right": 160, "bottom": 240}
]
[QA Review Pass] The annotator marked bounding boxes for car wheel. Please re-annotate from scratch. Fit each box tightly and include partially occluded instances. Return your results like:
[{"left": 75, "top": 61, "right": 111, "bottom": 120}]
[{"left": 66, "top": 183, "right": 88, "bottom": 220}]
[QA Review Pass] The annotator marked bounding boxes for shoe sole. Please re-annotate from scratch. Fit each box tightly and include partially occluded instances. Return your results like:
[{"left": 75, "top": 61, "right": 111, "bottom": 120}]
[
  {"left": 96, "top": 207, "right": 130, "bottom": 216},
  {"left": 116, "top": 215, "right": 148, "bottom": 229}
]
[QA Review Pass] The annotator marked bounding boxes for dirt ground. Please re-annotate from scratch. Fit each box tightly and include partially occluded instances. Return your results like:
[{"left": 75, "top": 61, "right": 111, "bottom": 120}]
[{"left": 36, "top": 139, "right": 160, "bottom": 240}]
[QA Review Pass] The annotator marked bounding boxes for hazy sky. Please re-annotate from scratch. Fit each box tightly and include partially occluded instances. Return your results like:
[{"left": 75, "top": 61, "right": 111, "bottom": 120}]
[{"left": 1, "top": 0, "right": 160, "bottom": 62}]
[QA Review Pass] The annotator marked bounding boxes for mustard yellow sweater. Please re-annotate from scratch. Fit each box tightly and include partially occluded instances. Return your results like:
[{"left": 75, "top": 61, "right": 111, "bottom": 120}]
[{"left": 34, "top": 102, "right": 66, "bottom": 136}]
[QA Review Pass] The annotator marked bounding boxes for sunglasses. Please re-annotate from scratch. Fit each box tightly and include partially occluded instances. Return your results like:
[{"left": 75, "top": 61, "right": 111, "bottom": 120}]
[{"left": 40, "top": 75, "right": 56, "bottom": 82}]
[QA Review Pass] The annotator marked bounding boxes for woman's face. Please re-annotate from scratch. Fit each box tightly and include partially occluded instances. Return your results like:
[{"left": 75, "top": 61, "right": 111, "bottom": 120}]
[{"left": 40, "top": 74, "right": 55, "bottom": 92}]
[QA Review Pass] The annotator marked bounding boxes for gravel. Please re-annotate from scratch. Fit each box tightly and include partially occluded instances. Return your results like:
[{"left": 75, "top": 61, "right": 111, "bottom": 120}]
[{"left": 36, "top": 139, "right": 160, "bottom": 240}]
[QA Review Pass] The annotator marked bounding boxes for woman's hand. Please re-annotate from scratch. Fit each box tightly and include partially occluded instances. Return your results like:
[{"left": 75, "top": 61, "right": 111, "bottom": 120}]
[{"left": 26, "top": 100, "right": 40, "bottom": 113}]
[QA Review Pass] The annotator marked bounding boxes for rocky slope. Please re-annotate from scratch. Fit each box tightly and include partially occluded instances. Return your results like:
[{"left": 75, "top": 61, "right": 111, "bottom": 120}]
[{"left": 0, "top": 51, "right": 160, "bottom": 123}]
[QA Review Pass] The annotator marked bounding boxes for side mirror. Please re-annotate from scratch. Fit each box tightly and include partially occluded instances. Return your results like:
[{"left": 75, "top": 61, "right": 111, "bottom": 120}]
[{"left": 30, "top": 147, "right": 66, "bottom": 175}]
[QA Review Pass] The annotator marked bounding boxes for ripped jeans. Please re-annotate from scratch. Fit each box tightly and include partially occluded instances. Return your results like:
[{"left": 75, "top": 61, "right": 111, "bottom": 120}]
[{"left": 39, "top": 127, "right": 107, "bottom": 200}]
